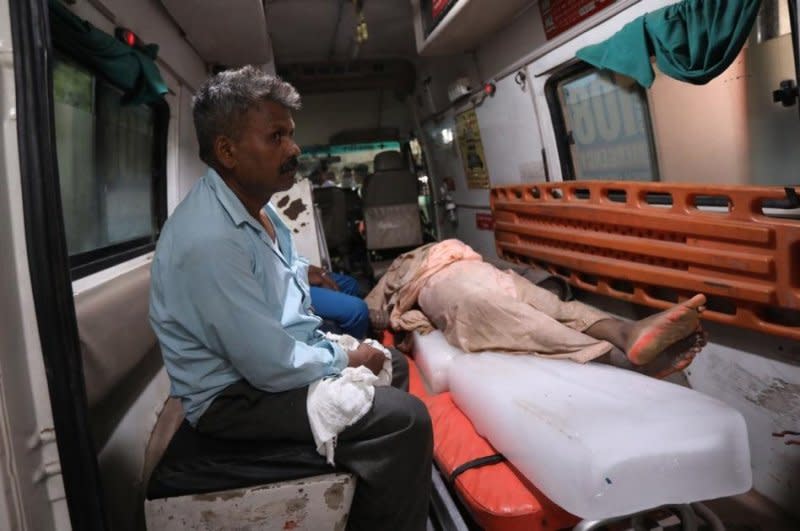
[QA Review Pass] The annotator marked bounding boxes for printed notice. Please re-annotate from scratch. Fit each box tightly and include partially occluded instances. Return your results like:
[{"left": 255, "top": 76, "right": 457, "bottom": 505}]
[
  {"left": 455, "top": 108, "right": 490, "bottom": 189},
  {"left": 540, "top": 0, "right": 618, "bottom": 40}
]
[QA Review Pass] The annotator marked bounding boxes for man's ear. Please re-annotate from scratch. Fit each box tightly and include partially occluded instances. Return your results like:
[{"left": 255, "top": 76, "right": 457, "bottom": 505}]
[{"left": 214, "top": 136, "right": 236, "bottom": 170}]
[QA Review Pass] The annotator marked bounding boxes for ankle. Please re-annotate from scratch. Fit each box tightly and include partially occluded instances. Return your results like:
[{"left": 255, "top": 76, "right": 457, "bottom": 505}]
[
  {"left": 585, "top": 318, "right": 630, "bottom": 352},
  {"left": 618, "top": 321, "right": 635, "bottom": 348}
]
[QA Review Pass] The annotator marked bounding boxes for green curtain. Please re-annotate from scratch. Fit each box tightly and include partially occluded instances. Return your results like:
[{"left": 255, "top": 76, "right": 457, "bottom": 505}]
[
  {"left": 576, "top": 0, "right": 762, "bottom": 88},
  {"left": 49, "top": 0, "right": 168, "bottom": 104}
]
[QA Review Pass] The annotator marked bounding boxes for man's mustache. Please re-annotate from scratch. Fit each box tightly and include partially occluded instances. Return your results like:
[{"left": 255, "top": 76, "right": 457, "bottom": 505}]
[{"left": 280, "top": 157, "right": 299, "bottom": 173}]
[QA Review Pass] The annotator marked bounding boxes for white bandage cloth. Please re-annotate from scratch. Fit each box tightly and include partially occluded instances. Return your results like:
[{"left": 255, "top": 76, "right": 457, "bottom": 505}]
[{"left": 307, "top": 334, "right": 392, "bottom": 464}]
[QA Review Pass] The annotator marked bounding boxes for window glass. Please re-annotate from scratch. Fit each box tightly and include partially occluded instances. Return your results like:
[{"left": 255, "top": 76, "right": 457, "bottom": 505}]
[
  {"left": 54, "top": 58, "right": 96, "bottom": 255},
  {"left": 554, "top": 68, "right": 659, "bottom": 181},
  {"left": 53, "top": 56, "right": 159, "bottom": 267},
  {"left": 95, "top": 81, "right": 155, "bottom": 244},
  {"left": 300, "top": 141, "right": 402, "bottom": 189}
]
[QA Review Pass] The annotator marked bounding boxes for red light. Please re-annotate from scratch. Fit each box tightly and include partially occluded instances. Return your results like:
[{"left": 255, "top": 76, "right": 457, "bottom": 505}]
[
  {"left": 116, "top": 27, "right": 142, "bottom": 48},
  {"left": 483, "top": 82, "right": 496, "bottom": 96}
]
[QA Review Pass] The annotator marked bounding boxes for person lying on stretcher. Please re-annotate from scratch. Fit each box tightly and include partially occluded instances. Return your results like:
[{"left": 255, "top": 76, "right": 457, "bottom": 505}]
[{"left": 365, "top": 239, "right": 706, "bottom": 379}]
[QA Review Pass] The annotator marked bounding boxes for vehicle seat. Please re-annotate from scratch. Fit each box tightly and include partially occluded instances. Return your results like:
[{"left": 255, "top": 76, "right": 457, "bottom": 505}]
[
  {"left": 73, "top": 261, "right": 355, "bottom": 531},
  {"left": 362, "top": 150, "right": 422, "bottom": 254},
  {"left": 144, "top": 410, "right": 355, "bottom": 529},
  {"left": 313, "top": 186, "right": 363, "bottom": 270},
  {"left": 314, "top": 187, "right": 349, "bottom": 250}
]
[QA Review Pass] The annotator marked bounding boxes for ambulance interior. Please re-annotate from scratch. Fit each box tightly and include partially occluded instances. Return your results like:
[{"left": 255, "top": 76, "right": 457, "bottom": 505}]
[{"left": 2, "top": 0, "right": 800, "bottom": 530}]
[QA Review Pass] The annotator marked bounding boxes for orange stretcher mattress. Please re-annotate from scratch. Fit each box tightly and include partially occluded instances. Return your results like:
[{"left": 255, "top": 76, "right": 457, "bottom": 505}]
[{"left": 404, "top": 354, "right": 578, "bottom": 531}]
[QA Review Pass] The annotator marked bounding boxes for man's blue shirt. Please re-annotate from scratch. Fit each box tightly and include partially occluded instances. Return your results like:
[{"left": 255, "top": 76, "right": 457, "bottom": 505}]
[{"left": 149, "top": 169, "right": 348, "bottom": 425}]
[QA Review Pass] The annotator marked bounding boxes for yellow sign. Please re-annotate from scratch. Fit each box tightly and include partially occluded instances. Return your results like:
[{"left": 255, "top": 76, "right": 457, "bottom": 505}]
[{"left": 455, "top": 108, "right": 490, "bottom": 189}]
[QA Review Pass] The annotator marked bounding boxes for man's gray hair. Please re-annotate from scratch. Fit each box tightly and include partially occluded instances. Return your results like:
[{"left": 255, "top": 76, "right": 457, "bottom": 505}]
[{"left": 192, "top": 65, "right": 301, "bottom": 165}]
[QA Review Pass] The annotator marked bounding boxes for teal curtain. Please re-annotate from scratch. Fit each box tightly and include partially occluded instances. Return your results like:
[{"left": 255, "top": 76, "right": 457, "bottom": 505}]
[
  {"left": 49, "top": 0, "right": 168, "bottom": 104},
  {"left": 576, "top": 0, "right": 762, "bottom": 88}
]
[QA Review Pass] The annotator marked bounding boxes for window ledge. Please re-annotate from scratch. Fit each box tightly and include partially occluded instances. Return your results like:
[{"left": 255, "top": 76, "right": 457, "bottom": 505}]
[{"left": 72, "top": 251, "right": 154, "bottom": 297}]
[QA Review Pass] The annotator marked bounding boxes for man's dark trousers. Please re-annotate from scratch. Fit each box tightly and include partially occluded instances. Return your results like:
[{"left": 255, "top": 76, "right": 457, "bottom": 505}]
[{"left": 196, "top": 350, "right": 433, "bottom": 531}]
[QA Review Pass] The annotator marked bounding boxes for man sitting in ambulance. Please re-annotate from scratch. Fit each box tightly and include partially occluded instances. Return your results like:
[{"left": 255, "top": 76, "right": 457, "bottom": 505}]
[
  {"left": 366, "top": 239, "right": 707, "bottom": 379},
  {"left": 150, "top": 66, "right": 432, "bottom": 531}
]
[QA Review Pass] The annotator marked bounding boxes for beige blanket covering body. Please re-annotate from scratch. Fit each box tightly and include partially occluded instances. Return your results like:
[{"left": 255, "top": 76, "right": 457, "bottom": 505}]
[{"left": 365, "top": 240, "right": 613, "bottom": 362}]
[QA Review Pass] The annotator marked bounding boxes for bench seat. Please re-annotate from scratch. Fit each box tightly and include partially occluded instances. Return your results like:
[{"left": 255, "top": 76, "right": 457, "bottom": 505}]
[
  {"left": 146, "top": 419, "right": 340, "bottom": 500},
  {"left": 143, "top": 400, "right": 355, "bottom": 530}
]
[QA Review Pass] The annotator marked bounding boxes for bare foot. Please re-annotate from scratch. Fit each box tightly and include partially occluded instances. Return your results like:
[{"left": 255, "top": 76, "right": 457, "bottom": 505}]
[
  {"left": 624, "top": 294, "right": 706, "bottom": 366},
  {"left": 637, "top": 328, "right": 708, "bottom": 379},
  {"left": 597, "top": 328, "right": 707, "bottom": 379}
]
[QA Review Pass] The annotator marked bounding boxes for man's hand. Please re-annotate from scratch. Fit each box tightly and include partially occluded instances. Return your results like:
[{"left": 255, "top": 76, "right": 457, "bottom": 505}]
[
  {"left": 308, "top": 265, "right": 339, "bottom": 291},
  {"left": 347, "top": 343, "right": 386, "bottom": 376}
]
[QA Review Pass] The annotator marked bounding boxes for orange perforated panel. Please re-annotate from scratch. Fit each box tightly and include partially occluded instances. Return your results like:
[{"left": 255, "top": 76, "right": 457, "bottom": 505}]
[{"left": 491, "top": 181, "right": 800, "bottom": 340}]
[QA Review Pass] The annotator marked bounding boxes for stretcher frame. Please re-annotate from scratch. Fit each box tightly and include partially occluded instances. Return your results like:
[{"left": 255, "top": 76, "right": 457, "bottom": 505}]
[{"left": 401, "top": 344, "right": 726, "bottom": 531}]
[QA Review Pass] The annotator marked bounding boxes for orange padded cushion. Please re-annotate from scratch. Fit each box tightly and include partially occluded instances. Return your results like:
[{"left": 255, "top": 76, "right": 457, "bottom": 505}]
[
  {"left": 381, "top": 329, "right": 396, "bottom": 349},
  {"left": 424, "top": 392, "right": 578, "bottom": 531}
]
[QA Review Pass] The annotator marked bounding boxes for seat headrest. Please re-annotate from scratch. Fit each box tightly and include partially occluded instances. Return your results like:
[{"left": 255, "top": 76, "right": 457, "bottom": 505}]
[{"left": 373, "top": 151, "right": 405, "bottom": 172}]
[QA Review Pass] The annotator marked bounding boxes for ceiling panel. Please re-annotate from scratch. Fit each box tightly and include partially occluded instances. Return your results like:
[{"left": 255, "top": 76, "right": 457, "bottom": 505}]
[
  {"left": 266, "top": 0, "right": 415, "bottom": 64},
  {"left": 161, "top": 0, "right": 272, "bottom": 66}
]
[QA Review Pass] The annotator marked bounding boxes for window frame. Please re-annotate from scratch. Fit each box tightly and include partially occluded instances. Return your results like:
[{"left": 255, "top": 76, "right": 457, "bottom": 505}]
[
  {"left": 545, "top": 61, "right": 660, "bottom": 182},
  {"left": 11, "top": 1, "right": 107, "bottom": 527},
  {"left": 53, "top": 48, "right": 169, "bottom": 279},
  {"left": 790, "top": 0, "right": 800, "bottom": 119}
]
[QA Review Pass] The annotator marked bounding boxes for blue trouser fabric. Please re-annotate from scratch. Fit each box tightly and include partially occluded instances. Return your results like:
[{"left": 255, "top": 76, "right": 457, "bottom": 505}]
[{"left": 310, "top": 272, "right": 370, "bottom": 339}]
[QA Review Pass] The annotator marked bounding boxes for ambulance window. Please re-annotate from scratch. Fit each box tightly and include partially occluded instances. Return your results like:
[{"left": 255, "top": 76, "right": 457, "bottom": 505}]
[
  {"left": 547, "top": 64, "right": 659, "bottom": 182},
  {"left": 299, "top": 141, "right": 402, "bottom": 185},
  {"left": 53, "top": 54, "right": 167, "bottom": 278}
]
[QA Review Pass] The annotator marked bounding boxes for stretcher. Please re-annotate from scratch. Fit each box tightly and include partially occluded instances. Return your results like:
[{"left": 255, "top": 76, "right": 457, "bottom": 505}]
[
  {"left": 407, "top": 330, "right": 752, "bottom": 529},
  {"left": 406, "top": 337, "right": 577, "bottom": 530}
]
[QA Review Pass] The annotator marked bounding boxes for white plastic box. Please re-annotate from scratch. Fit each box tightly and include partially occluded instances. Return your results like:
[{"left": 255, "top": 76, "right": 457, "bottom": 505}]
[
  {"left": 412, "top": 330, "right": 462, "bottom": 394},
  {"left": 436, "top": 339, "right": 752, "bottom": 519}
]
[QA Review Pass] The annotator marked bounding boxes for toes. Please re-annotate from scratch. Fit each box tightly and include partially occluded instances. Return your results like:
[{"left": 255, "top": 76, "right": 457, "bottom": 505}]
[
  {"left": 652, "top": 367, "right": 680, "bottom": 379},
  {"left": 696, "top": 335, "right": 708, "bottom": 348},
  {"left": 693, "top": 328, "right": 708, "bottom": 347},
  {"left": 653, "top": 352, "right": 697, "bottom": 379},
  {"left": 684, "top": 294, "right": 707, "bottom": 310}
]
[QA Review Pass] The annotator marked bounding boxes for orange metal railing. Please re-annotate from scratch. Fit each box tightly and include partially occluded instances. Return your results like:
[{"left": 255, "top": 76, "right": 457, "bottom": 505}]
[{"left": 491, "top": 181, "right": 800, "bottom": 340}]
